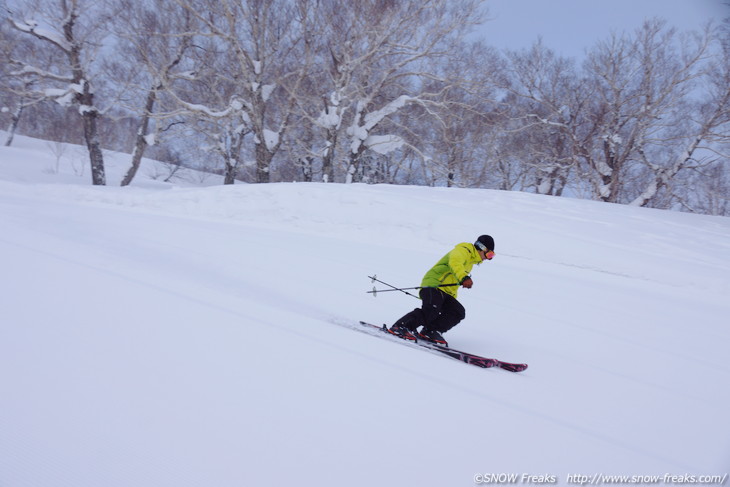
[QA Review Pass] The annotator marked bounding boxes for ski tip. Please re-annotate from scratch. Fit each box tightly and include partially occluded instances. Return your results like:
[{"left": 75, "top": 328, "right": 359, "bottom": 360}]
[{"left": 500, "top": 363, "right": 528, "bottom": 373}]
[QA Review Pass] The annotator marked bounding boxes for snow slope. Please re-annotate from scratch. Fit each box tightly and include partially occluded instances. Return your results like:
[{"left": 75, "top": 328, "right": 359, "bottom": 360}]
[{"left": 1, "top": 133, "right": 729, "bottom": 486}]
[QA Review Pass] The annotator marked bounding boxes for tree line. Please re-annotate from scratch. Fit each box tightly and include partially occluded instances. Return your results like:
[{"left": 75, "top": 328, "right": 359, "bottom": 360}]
[{"left": 2, "top": 0, "right": 729, "bottom": 215}]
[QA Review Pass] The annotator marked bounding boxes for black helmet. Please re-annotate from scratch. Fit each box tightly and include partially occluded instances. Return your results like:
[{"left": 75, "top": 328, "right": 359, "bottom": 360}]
[{"left": 474, "top": 235, "right": 494, "bottom": 252}]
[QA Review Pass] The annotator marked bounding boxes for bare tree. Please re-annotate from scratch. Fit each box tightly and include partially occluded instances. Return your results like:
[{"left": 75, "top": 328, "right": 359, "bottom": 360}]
[
  {"left": 503, "top": 40, "right": 588, "bottom": 195},
  {"left": 1, "top": 22, "right": 39, "bottom": 146},
  {"left": 161, "top": 30, "right": 254, "bottom": 184},
  {"left": 109, "top": 0, "right": 195, "bottom": 186},
  {"left": 310, "top": 0, "right": 486, "bottom": 183},
  {"left": 580, "top": 19, "right": 714, "bottom": 203},
  {"left": 168, "top": 0, "right": 315, "bottom": 183},
  {"left": 2, "top": 6, "right": 72, "bottom": 146},
  {"left": 630, "top": 22, "right": 730, "bottom": 210},
  {"left": 8, "top": 0, "right": 114, "bottom": 185},
  {"left": 414, "top": 40, "right": 504, "bottom": 188}
]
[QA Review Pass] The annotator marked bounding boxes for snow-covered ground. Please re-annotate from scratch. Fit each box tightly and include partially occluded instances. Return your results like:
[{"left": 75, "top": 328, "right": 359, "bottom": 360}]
[{"left": 1, "top": 133, "right": 729, "bottom": 487}]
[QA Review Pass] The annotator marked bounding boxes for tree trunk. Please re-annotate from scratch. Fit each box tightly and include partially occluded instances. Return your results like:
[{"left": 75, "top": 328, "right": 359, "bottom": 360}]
[
  {"left": 4, "top": 104, "right": 24, "bottom": 147},
  {"left": 81, "top": 107, "right": 106, "bottom": 186},
  {"left": 346, "top": 151, "right": 362, "bottom": 184},
  {"left": 321, "top": 129, "right": 337, "bottom": 183},
  {"left": 255, "top": 142, "right": 273, "bottom": 183},
  {"left": 64, "top": 8, "right": 105, "bottom": 186},
  {"left": 121, "top": 89, "right": 157, "bottom": 187},
  {"left": 121, "top": 131, "right": 148, "bottom": 187},
  {"left": 224, "top": 157, "right": 238, "bottom": 184}
]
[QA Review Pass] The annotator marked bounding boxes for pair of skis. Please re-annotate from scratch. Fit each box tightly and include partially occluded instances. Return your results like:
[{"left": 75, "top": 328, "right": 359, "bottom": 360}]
[{"left": 357, "top": 321, "right": 527, "bottom": 373}]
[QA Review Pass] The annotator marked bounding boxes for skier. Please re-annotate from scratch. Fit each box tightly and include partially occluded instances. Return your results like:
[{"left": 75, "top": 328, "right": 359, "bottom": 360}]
[{"left": 388, "top": 235, "right": 495, "bottom": 346}]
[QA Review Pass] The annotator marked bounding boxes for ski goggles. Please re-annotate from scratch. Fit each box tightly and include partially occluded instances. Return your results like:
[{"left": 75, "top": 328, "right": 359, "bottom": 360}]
[{"left": 475, "top": 241, "right": 495, "bottom": 260}]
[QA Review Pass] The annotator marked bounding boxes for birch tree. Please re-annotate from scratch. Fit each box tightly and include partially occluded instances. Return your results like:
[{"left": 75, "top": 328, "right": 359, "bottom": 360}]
[
  {"left": 171, "top": 0, "right": 315, "bottom": 183},
  {"left": 184, "top": 50, "right": 252, "bottom": 185},
  {"left": 110, "top": 0, "right": 195, "bottom": 186},
  {"left": 8, "top": 0, "right": 113, "bottom": 185},
  {"left": 0, "top": 20, "right": 44, "bottom": 146},
  {"left": 581, "top": 19, "right": 714, "bottom": 203},
  {"left": 414, "top": 40, "right": 504, "bottom": 188},
  {"left": 503, "top": 40, "right": 590, "bottom": 196},
  {"left": 313, "top": 0, "right": 486, "bottom": 183},
  {"left": 630, "top": 22, "right": 730, "bottom": 210}
]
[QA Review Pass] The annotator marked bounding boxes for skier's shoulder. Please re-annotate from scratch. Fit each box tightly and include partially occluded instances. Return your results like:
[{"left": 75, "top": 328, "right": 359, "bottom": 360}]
[
  {"left": 452, "top": 242, "right": 477, "bottom": 254},
  {"left": 450, "top": 242, "right": 480, "bottom": 262}
]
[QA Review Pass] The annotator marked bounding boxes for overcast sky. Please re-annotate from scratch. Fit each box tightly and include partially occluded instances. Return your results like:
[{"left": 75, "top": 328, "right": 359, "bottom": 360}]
[{"left": 476, "top": 0, "right": 729, "bottom": 59}]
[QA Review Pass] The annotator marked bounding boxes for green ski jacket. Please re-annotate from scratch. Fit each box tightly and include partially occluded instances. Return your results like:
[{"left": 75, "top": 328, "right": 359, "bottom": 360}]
[{"left": 421, "top": 242, "right": 482, "bottom": 298}]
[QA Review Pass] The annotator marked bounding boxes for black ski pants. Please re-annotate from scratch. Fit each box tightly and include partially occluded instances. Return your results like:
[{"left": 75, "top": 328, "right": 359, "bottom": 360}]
[{"left": 394, "top": 287, "right": 465, "bottom": 333}]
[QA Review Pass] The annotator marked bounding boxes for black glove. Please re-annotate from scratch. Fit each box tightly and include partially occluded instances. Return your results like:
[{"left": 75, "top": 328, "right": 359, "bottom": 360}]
[{"left": 461, "top": 277, "right": 473, "bottom": 289}]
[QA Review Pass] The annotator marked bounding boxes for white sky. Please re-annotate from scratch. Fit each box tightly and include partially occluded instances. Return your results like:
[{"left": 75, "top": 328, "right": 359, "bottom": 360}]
[{"left": 476, "top": 0, "right": 729, "bottom": 59}]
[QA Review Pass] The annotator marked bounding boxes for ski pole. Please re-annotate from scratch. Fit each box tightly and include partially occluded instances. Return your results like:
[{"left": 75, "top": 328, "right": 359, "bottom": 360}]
[
  {"left": 367, "top": 283, "right": 460, "bottom": 295},
  {"left": 367, "top": 275, "right": 419, "bottom": 298},
  {"left": 366, "top": 275, "right": 459, "bottom": 298},
  {"left": 367, "top": 287, "right": 418, "bottom": 296}
]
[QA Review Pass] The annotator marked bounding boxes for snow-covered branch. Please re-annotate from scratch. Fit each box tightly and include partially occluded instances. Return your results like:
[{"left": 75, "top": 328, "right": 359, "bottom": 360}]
[
  {"left": 8, "top": 62, "right": 73, "bottom": 83},
  {"left": 10, "top": 19, "right": 72, "bottom": 52}
]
